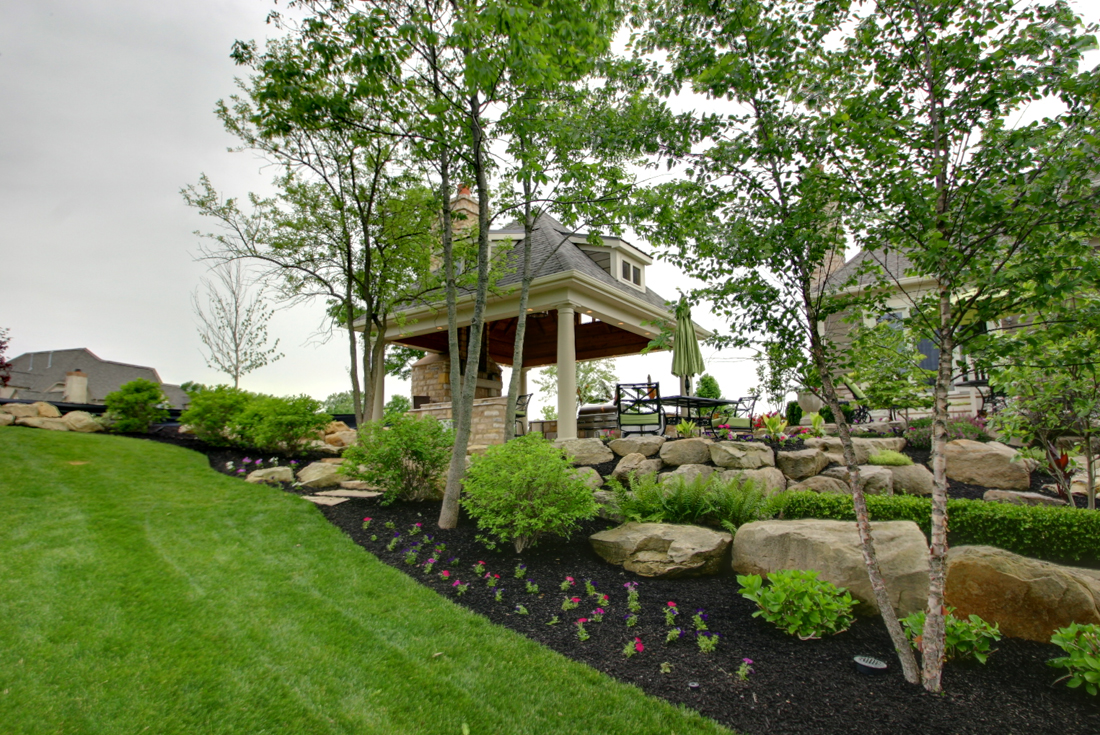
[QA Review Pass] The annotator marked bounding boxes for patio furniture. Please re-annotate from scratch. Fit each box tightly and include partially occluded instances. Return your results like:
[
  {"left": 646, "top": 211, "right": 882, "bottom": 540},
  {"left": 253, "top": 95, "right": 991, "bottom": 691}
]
[
  {"left": 839, "top": 380, "right": 872, "bottom": 424},
  {"left": 721, "top": 395, "right": 756, "bottom": 433},
  {"left": 577, "top": 403, "right": 618, "bottom": 438},
  {"left": 514, "top": 393, "right": 532, "bottom": 436},
  {"left": 616, "top": 383, "right": 666, "bottom": 436},
  {"left": 653, "top": 395, "right": 746, "bottom": 437}
]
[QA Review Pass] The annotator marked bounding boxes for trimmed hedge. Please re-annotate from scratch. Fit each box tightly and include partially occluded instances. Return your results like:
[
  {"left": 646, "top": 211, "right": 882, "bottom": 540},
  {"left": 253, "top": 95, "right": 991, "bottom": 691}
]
[{"left": 777, "top": 491, "right": 1100, "bottom": 565}]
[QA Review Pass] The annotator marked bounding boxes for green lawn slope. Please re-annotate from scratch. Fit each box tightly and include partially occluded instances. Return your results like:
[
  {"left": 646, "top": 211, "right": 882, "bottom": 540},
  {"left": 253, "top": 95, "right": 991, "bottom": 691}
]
[{"left": 0, "top": 427, "right": 730, "bottom": 735}]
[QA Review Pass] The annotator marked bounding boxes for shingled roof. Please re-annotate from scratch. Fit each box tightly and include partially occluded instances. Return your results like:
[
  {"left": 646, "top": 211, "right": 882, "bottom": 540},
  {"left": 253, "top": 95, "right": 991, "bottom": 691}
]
[
  {"left": 5, "top": 348, "right": 188, "bottom": 408},
  {"left": 488, "top": 212, "right": 672, "bottom": 312},
  {"left": 825, "top": 248, "right": 919, "bottom": 290}
]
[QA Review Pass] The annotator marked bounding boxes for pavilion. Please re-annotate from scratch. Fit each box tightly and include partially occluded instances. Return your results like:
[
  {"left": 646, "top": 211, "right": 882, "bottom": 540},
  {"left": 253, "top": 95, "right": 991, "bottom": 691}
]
[{"left": 364, "top": 192, "right": 709, "bottom": 443}]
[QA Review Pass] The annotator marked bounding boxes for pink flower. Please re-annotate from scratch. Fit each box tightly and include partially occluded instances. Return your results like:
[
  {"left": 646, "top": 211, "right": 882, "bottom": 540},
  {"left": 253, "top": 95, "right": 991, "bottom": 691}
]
[
  {"left": 634, "top": 638, "right": 644, "bottom": 653},
  {"left": 565, "top": 576, "right": 574, "bottom": 582},
  {"left": 493, "top": 574, "right": 500, "bottom": 579},
  {"left": 742, "top": 658, "right": 753, "bottom": 664},
  {"left": 453, "top": 580, "right": 461, "bottom": 587},
  {"left": 441, "top": 571, "right": 450, "bottom": 578},
  {"left": 667, "top": 601, "right": 677, "bottom": 607},
  {"left": 478, "top": 560, "right": 485, "bottom": 565},
  {"left": 578, "top": 618, "right": 588, "bottom": 624},
  {"left": 363, "top": 517, "right": 372, "bottom": 522},
  {"left": 594, "top": 608, "right": 604, "bottom": 615},
  {"left": 571, "top": 597, "right": 580, "bottom": 603}
]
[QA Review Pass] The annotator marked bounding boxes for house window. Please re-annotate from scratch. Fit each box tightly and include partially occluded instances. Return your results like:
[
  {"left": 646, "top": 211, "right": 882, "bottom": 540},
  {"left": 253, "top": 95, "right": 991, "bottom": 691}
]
[
  {"left": 622, "top": 260, "right": 631, "bottom": 280},
  {"left": 632, "top": 265, "right": 641, "bottom": 285}
]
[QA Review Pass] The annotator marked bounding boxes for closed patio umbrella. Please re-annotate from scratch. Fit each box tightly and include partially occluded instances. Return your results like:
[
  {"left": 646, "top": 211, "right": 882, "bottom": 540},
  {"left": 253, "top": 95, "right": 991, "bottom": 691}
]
[{"left": 672, "top": 298, "right": 705, "bottom": 395}]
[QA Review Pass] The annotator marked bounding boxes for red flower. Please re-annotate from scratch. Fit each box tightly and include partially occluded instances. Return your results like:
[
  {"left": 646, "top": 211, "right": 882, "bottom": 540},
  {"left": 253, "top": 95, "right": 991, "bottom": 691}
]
[
  {"left": 634, "top": 638, "right": 644, "bottom": 653},
  {"left": 667, "top": 601, "right": 677, "bottom": 607},
  {"left": 571, "top": 597, "right": 580, "bottom": 603},
  {"left": 578, "top": 618, "right": 588, "bottom": 624},
  {"left": 441, "top": 571, "right": 450, "bottom": 578}
]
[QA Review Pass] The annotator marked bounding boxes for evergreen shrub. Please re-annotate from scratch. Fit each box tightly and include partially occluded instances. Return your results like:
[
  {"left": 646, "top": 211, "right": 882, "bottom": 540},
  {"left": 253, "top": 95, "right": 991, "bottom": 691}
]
[{"left": 104, "top": 378, "right": 168, "bottom": 433}]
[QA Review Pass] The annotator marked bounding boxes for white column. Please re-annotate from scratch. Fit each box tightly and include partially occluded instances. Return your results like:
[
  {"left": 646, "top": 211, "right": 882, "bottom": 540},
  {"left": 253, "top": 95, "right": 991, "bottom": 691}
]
[
  {"left": 557, "top": 305, "right": 577, "bottom": 439},
  {"left": 371, "top": 352, "right": 386, "bottom": 421}
]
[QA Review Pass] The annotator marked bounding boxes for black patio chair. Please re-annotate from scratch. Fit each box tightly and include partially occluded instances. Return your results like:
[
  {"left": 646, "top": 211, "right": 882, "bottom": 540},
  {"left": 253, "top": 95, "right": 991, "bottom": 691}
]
[
  {"left": 615, "top": 382, "right": 665, "bottom": 436},
  {"left": 514, "top": 393, "right": 533, "bottom": 436}
]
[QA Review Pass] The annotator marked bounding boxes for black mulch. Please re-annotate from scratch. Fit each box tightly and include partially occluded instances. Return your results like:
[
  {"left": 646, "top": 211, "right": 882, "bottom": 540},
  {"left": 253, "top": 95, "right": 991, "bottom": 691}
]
[{"left": 132, "top": 428, "right": 1099, "bottom": 734}]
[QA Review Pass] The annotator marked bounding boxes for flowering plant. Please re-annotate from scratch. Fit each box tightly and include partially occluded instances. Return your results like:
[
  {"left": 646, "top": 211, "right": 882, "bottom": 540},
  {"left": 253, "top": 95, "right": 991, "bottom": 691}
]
[
  {"left": 697, "top": 631, "right": 719, "bottom": 653},
  {"left": 693, "top": 609, "right": 709, "bottom": 631},
  {"left": 737, "top": 658, "right": 754, "bottom": 681},
  {"left": 585, "top": 579, "right": 598, "bottom": 597},
  {"left": 576, "top": 619, "right": 590, "bottom": 641},
  {"left": 625, "top": 613, "right": 638, "bottom": 628},
  {"left": 485, "top": 573, "right": 500, "bottom": 588},
  {"left": 386, "top": 533, "right": 401, "bottom": 551},
  {"left": 514, "top": 563, "right": 527, "bottom": 579},
  {"left": 562, "top": 596, "right": 581, "bottom": 611},
  {"left": 546, "top": 616, "right": 560, "bottom": 625},
  {"left": 403, "top": 548, "right": 418, "bottom": 565},
  {"left": 453, "top": 579, "right": 469, "bottom": 596},
  {"left": 494, "top": 588, "right": 504, "bottom": 603},
  {"left": 665, "top": 627, "right": 682, "bottom": 644},
  {"left": 625, "top": 582, "right": 641, "bottom": 613},
  {"left": 622, "top": 637, "right": 644, "bottom": 658},
  {"left": 560, "top": 576, "right": 575, "bottom": 591},
  {"left": 423, "top": 558, "right": 436, "bottom": 574},
  {"left": 440, "top": 569, "right": 451, "bottom": 580},
  {"left": 514, "top": 604, "right": 528, "bottom": 615},
  {"left": 384, "top": 521, "right": 395, "bottom": 530},
  {"left": 590, "top": 608, "right": 605, "bottom": 623},
  {"left": 473, "top": 560, "right": 485, "bottom": 575},
  {"left": 361, "top": 517, "right": 372, "bottom": 530},
  {"left": 525, "top": 580, "right": 539, "bottom": 594},
  {"left": 409, "top": 523, "right": 423, "bottom": 536},
  {"left": 665, "top": 602, "right": 679, "bottom": 626}
]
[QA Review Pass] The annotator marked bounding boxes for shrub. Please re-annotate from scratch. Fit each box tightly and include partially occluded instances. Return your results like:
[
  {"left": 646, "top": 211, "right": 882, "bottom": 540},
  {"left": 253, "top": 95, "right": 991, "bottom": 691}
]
[
  {"left": 1049, "top": 623, "right": 1100, "bottom": 696},
  {"left": 609, "top": 472, "right": 777, "bottom": 530},
  {"left": 901, "top": 608, "right": 1001, "bottom": 664},
  {"left": 230, "top": 394, "right": 331, "bottom": 454},
  {"left": 104, "top": 378, "right": 169, "bottom": 433},
  {"left": 867, "top": 449, "right": 913, "bottom": 466},
  {"left": 819, "top": 403, "right": 854, "bottom": 425},
  {"left": 785, "top": 400, "right": 803, "bottom": 428},
  {"left": 179, "top": 385, "right": 252, "bottom": 446},
  {"left": 342, "top": 414, "right": 453, "bottom": 504},
  {"left": 461, "top": 433, "right": 597, "bottom": 552},
  {"left": 737, "top": 569, "right": 857, "bottom": 639},
  {"left": 777, "top": 491, "right": 1100, "bottom": 564},
  {"left": 905, "top": 416, "right": 991, "bottom": 451}
]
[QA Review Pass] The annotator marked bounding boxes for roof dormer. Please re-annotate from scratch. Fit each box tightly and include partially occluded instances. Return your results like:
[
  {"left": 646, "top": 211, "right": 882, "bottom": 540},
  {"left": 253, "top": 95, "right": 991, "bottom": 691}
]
[{"left": 574, "top": 235, "right": 651, "bottom": 293}]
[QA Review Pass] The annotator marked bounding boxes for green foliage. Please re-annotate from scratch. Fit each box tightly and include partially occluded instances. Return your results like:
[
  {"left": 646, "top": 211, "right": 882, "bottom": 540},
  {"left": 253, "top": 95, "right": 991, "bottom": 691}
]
[
  {"left": 675, "top": 419, "right": 697, "bottom": 438},
  {"left": 867, "top": 450, "right": 912, "bottom": 466},
  {"left": 385, "top": 346, "right": 426, "bottom": 381},
  {"left": 785, "top": 401, "right": 803, "bottom": 428},
  {"left": 342, "top": 414, "right": 454, "bottom": 504},
  {"left": 461, "top": 434, "right": 597, "bottom": 552},
  {"left": 806, "top": 412, "right": 826, "bottom": 438},
  {"left": 848, "top": 324, "right": 935, "bottom": 412},
  {"left": 536, "top": 359, "right": 618, "bottom": 405},
  {"left": 608, "top": 472, "right": 776, "bottom": 530},
  {"left": 540, "top": 405, "right": 558, "bottom": 421},
  {"left": 760, "top": 415, "right": 788, "bottom": 440},
  {"left": 737, "top": 570, "right": 857, "bottom": 640},
  {"left": 905, "top": 417, "right": 991, "bottom": 451},
  {"left": 322, "top": 390, "right": 355, "bottom": 414},
  {"left": 901, "top": 609, "right": 1001, "bottom": 664},
  {"left": 384, "top": 395, "right": 412, "bottom": 418},
  {"left": 179, "top": 385, "right": 253, "bottom": 446},
  {"left": 819, "top": 404, "right": 854, "bottom": 425},
  {"left": 104, "top": 378, "right": 169, "bottom": 433},
  {"left": 696, "top": 374, "right": 721, "bottom": 400},
  {"left": 1049, "top": 623, "right": 1100, "bottom": 696},
  {"left": 229, "top": 394, "right": 331, "bottom": 454},
  {"left": 777, "top": 491, "right": 1100, "bottom": 564}
]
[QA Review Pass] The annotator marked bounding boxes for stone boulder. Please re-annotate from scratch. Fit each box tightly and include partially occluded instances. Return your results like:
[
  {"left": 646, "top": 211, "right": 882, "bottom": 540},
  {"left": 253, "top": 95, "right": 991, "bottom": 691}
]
[
  {"left": 945, "top": 440, "right": 1029, "bottom": 490},
  {"left": 820, "top": 465, "right": 894, "bottom": 495},
  {"left": 609, "top": 436, "right": 666, "bottom": 458},
  {"left": 732, "top": 519, "right": 930, "bottom": 616},
  {"left": 0, "top": 403, "right": 38, "bottom": 418},
  {"left": 325, "top": 430, "right": 359, "bottom": 448},
  {"left": 611, "top": 453, "right": 663, "bottom": 482},
  {"left": 15, "top": 416, "right": 70, "bottom": 431},
  {"left": 590, "top": 522, "right": 732, "bottom": 578},
  {"left": 659, "top": 437, "right": 712, "bottom": 466},
  {"left": 296, "top": 461, "right": 342, "bottom": 489},
  {"left": 572, "top": 466, "right": 604, "bottom": 490},
  {"left": 592, "top": 490, "right": 625, "bottom": 523},
  {"left": 61, "top": 411, "right": 103, "bottom": 433},
  {"left": 887, "top": 464, "right": 934, "bottom": 496},
  {"left": 325, "top": 420, "right": 352, "bottom": 434},
  {"left": 776, "top": 449, "right": 830, "bottom": 481},
  {"left": 709, "top": 441, "right": 775, "bottom": 470},
  {"left": 246, "top": 466, "right": 295, "bottom": 484},
  {"left": 658, "top": 464, "right": 715, "bottom": 486},
  {"left": 983, "top": 490, "right": 1068, "bottom": 507},
  {"left": 805, "top": 436, "right": 906, "bottom": 465},
  {"left": 786, "top": 475, "right": 851, "bottom": 494},
  {"left": 0, "top": 413, "right": 13, "bottom": 427},
  {"left": 945, "top": 545, "right": 1100, "bottom": 642},
  {"left": 555, "top": 438, "right": 615, "bottom": 466},
  {"left": 718, "top": 467, "right": 788, "bottom": 496},
  {"left": 33, "top": 401, "right": 62, "bottom": 418}
]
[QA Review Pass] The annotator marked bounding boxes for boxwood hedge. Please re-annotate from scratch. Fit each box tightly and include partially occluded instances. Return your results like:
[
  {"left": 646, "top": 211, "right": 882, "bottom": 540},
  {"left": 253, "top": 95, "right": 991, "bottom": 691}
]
[{"left": 776, "top": 491, "right": 1100, "bottom": 566}]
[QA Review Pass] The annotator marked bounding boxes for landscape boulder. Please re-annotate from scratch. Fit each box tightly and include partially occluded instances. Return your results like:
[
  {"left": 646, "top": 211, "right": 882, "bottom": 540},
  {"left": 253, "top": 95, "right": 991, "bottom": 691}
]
[
  {"left": 572, "top": 466, "right": 604, "bottom": 490},
  {"left": 805, "top": 436, "right": 906, "bottom": 465},
  {"left": 718, "top": 467, "right": 788, "bottom": 496},
  {"left": 786, "top": 475, "right": 851, "bottom": 494},
  {"left": 296, "top": 461, "right": 342, "bottom": 489},
  {"left": 732, "top": 519, "right": 930, "bottom": 616},
  {"left": 820, "top": 465, "right": 894, "bottom": 495},
  {"left": 0, "top": 403, "right": 38, "bottom": 418},
  {"left": 325, "top": 420, "right": 352, "bottom": 435},
  {"left": 592, "top": 490, "right": 625, "bottom": 523},
  {"left": 33, "top": 401, "right": 62, "bottom": 418},
  {"left": 325, "top": 430, "right": 359, "bottom": 448},
  {"left": 61, "top": 411, "right": 103, "bottom": 433},
  {"left": 709, "top": 441, "right": 775, "bottom": 470},
  {"left": 609, "top": 436, "right": 666, "bottom": 458},
  {"left": 659, "top": 437, "right": 712, "bottom": 466},
  {"left": 590, "top": 522, "right": 732, "bottom": 578},
  {"left": 15, "top": 416, "right": 70, "bottom": 431},
  {"left": 775, "top": 449, "right": 830, "bottom": 481},
  {"left": 658, "top": 463, "right": 715, "bottom": 486},
  {"left": 0, "top": 413, "right": 13, "bottom": 427},
  {"left": 983, "top": 490, "right": 1068, "bottom": 507},
  {"left": 555, "top": 438, "right": 615, "bottom": 466},
  {"left": 945, "top": 545, "right": 1100, "bottom": 642},
  {"left": 887, "top": 464, "right": 934, "bottom": 496},
  {"left": 611, "top": 453, "right": 663, "bottom": 482},
  {"left": 945, "top": 440, "right": 1029, "bottom": 490},
  {"left": 246, "top": 466, "right": 295, "bottom": 484}
]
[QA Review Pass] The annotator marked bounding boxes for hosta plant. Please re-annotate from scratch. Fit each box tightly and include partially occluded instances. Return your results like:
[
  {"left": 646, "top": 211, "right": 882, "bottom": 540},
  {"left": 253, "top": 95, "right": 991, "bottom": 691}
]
[{"left": 737, "top": 570, "right": 857, "bottom": 640}]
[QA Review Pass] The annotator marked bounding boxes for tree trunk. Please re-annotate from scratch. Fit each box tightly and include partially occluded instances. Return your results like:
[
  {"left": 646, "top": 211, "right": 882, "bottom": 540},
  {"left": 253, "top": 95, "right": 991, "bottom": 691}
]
[
  {"left": 808, "top": 313, "right": 920, "bottom": 685},
  {"left": 921, "top": 295, "right": 954, "bottom": 693},
  {"left": 503, "top": 174, "right": 536, "bottom": 442}
]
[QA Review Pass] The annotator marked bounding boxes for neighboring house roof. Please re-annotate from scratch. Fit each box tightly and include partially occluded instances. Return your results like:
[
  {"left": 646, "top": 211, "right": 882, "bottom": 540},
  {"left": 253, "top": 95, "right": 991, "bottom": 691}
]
[
  {"left": 489, "top": 212, "right": 671, "bottom": 311},
  {"left": 826, "top": 248, "right": 919, "bottom": 291},
  {"left": 5, "top": 348, "right": 188, "bottom": 408}
]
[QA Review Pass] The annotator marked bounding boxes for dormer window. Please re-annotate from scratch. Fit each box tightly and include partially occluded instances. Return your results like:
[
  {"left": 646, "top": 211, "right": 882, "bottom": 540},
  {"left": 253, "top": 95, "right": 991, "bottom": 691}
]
[{"left": 620, "top": 257, "right": 643, "bottom": 288}]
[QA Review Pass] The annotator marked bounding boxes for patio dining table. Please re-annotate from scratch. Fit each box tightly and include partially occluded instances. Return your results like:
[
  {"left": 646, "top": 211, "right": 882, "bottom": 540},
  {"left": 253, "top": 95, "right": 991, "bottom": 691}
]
[{"left": 640, "top": 395, "right": 750, "bottom": 436}]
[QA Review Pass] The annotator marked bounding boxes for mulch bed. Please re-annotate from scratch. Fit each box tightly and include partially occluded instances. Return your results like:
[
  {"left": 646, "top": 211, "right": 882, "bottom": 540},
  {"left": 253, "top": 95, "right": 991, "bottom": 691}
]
[{"left": 135, "top": 428, "right": 1099, "bottom": 734}]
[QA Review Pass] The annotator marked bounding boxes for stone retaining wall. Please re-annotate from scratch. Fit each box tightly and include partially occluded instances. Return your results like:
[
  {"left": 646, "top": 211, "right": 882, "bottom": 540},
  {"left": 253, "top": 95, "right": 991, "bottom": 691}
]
[{"left": 409, "top": 396, "right": 511, "bottom": 446}]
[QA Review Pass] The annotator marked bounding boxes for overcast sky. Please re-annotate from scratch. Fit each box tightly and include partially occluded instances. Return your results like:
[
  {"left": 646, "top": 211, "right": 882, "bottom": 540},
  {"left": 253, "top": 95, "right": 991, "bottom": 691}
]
[{"left": 2, "top": 0, "right": 1096, "bottom": 416}]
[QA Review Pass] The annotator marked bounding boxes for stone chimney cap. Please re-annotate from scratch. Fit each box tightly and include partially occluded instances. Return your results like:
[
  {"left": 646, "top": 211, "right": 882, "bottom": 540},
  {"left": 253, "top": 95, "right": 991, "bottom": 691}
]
[{"left": 458, "top": 185, "right": 472, "bottom": 196}]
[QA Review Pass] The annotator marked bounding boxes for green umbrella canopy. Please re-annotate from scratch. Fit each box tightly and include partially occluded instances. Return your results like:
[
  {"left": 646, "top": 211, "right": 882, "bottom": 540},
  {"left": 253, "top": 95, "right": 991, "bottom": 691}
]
[{"left": 672, "top": 299, "right": 705, "bottom": 391}]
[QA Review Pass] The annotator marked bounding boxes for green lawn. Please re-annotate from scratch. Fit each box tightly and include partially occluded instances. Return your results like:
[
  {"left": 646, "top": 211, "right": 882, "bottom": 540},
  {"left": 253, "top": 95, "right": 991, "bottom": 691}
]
[{"left": 0, "top": 427, "right": 730, "bottom": 735}]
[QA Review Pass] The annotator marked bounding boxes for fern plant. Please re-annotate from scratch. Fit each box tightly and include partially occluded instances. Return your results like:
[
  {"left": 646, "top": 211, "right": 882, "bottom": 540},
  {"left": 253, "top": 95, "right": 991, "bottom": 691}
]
[{"left": 608, "top": 472, "right": 776, "bottom": 529}]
